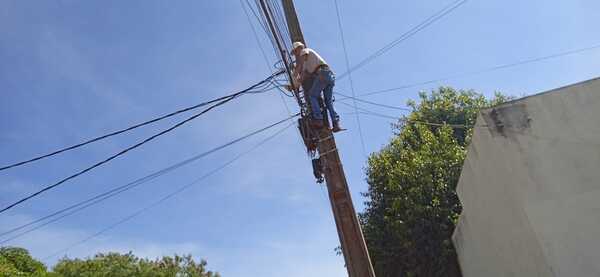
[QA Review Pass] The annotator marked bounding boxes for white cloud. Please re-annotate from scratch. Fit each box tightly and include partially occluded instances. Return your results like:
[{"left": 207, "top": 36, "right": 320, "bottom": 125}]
[
  {"left": 35, "top": 29, "right": 145, "bottom": 134},
  {"left": 0, "top": 179, "right": 39, "bottom": 200}
]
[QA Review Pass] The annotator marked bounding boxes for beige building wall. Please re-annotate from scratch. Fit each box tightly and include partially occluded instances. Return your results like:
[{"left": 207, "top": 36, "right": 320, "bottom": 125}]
[{"left": 453, "top": 77, "right": 600, "bottom": 277}]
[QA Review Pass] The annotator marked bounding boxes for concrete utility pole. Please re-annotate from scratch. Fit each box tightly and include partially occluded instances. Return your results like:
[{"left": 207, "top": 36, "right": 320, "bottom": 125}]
[{"left": 258, "top": 1, "right": 377, "bottom": 276}]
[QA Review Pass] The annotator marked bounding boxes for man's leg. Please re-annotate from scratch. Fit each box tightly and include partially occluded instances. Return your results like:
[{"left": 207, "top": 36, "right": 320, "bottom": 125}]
[
  {"left": 301, "top": 75, "right": 315, "bottom": 95},
  {"left": 322, "top": 70, "right": 342, "bottom": 132},
  {"left": 322, "top": 71, "right": 339, "bottom": 123},
  {"left": 308, "top": 73, "right": 326, "bottom": 121}
]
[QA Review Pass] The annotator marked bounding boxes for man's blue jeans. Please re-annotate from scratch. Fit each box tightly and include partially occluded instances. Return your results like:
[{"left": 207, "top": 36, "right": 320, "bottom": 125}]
[{"left": 308, "top": 68, "right": 339, "bottom": 122}]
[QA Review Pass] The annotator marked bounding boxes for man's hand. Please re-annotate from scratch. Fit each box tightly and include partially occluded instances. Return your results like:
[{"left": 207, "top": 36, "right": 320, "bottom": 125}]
[{"left": 285, "top": 84, "right": 294, "bottom": 92}]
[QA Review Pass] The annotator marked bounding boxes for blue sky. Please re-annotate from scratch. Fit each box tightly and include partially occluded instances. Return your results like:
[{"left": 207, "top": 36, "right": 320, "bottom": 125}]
[{"left": 1, "top": 0, "right": 599, "bottom": 276}]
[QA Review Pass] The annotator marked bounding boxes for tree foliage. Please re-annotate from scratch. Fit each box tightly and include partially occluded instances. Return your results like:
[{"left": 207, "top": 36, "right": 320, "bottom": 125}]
[
  {"left": 0, "top": 247, "right": 50, "bottom": 277},
  {"left": 53, "top": 252, "right": 219, "bottom": 277},
  {"left": 360, "top": 87, "right": 509, "bottom": 277},
  {"left": 0, "top": 247, "right": 219, "bottom": 277}
]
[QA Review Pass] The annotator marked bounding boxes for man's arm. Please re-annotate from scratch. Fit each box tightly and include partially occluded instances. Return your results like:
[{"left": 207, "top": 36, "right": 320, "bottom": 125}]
[
  {"left": 287, "top": 55, "right": 306, "bottom": 91},
  {"left": 296, "top": 55, "right": 307, "bottom": 82}
]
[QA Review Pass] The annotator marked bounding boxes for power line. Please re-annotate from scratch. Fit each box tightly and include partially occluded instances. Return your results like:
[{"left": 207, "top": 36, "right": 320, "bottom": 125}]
[
  {"left": 42, "top": 121, "right": 295, "bottom": 261},
  {"left": 242, "top": 1, "right": 295, "bottom": 113},
  {"left": 269, "top": 0, "right": 292, "bottom": 51},
  {"left": 357, "top": 43, "right": 600, "bottom": 97},
  {"left": 343, "top": 112, "right": 397, "bottom": 122},
  {"left": 402, "top": 119, "right": 471, "bottom": 129},
  {"left": 247, "top": 0, "right": 270, "bottom": 35},
  {"left": 0, "top": 73, "right": 283, "bottom": 215},
  {"left": 242, "top": 0, "right": 292, "bottom": 105},
  {"left": 241, "top": 0, "right": 311, "bottom": 157},
  {"left": 256, "top": 0, "right": 307, "bottom": 117},
  {"left": 337, "top": 0, "right": 467, "bottom": 80},
  {"left": 335, "top": 91, "right": 412, "bottom": 111},
  {"left": 338, "top": 102, "right": 400, "bottom": 120},
  {"left": 252, "top": 0, "right": 285, "bottom": 62},
  {"left": 338, "top": 101, "right": 471, "bottom": 129},
  {"left": 241, "top": 0, "right": 281, "bottom": 73},
  {"left": 241, "top": 0, "right": 276, "bottom": 74},
  {"left": 1, "top": 99, "right": 229, "bottom": 214},
  {"left": 0, "top": 114, "right": 299, "bottom": 244},
  {"left": 333, "top": 0, "right": 367, "bottom": 157},
  {"left": 0, "top": 72, "right": 281, "bottom": 173},
  {"left": 265, "top": 0, "right": 292, "bottom": 58},
  {"left": 240, "top": 0, "right": 295, "bottom": 117},
  {"left": 246, "top": 0, "right": 280, "bottom": 60}
]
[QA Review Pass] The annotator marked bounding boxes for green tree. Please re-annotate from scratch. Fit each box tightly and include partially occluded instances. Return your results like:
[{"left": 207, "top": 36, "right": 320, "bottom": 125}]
[
  {"left": 0, "top": 254, "right": 20, "bottom": 277},
  {"left": 1, "top": 246, "right": 220, "bottom": 277},
  {"left": 0, "top": 247, "right": 50, "bottom": 277},
  {"left": 360, "top": 87, "right": 508, "bottom": 277},
  {"left": 52, "top": 252, "right": 220, "bottom": 277}
]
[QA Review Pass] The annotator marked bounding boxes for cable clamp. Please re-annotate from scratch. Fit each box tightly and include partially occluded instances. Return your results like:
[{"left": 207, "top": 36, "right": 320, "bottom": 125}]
[
  {"left": 317, "top": 135, "right": 333, "bottom": 143},
  {"left": 319, "top": 147, "right": 338, "bottom": 158}
]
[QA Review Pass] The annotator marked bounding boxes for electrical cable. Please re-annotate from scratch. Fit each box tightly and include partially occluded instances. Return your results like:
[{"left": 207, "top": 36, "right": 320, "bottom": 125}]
[
  {"left": 260, "top": 0, "right": 311, "bottom": 156},
  {"left": 256, "top": 0, "right": 308, "bottom": 118},
  {"left": 265, "top": 0, "right": 292, "bottom": 64},
  {"left": 335, "top": 91, "right": 412, "bottom": 111},
  {"left": 338, "top": 101, "right": 471, "bottom": 129},
  {"left": 0, "top": 73, "right": 284, "bottom": 215},
  {"left": 241, "top": 0, "right": 292, "bottom": 105},
  {"left": 270, "top": 0, "right": 293, "bottom": 51},
  {"left": 337, "top": 0, "right": 467, "bottom": 80},
  {"left": 239, "top": 0, "right": 307, "bottom": 156},
  {"left": 240, "top": 0, "right": 296, "bottom": 110},
  {"left": 241, "top": 0, "right": 280, "bottom": 72},
  {"left": 356, "top": 43, "right": 600, "bottom": 97},
  {"left": 333, "top": 0, "right": 367, "bottom": 156},
  {"left": 0, "top": 113, "right": 299, "bottom": 244},
  {"left": 338, "top": 101, "right": 400, "bottom": 120},
  {"left": 271, "top": 80, "right": 295, "bottom": 98},
  {"left": 41, "top": 121, "right": 295, "bottom": 261},
  {"left": 253, "top": 0, "right": 283, "bottom": 62},
  {"left": 0, "top": 72, "right": 282, "bottom": 173}
]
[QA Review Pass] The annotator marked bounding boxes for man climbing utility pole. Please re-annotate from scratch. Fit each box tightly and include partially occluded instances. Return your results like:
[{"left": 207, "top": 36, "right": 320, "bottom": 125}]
[
  {"left": 290, "top": 42, "right": 343, "bottom": 132},
  {"left": 258, "top": 1, "right": 377, "bottom": 276}
]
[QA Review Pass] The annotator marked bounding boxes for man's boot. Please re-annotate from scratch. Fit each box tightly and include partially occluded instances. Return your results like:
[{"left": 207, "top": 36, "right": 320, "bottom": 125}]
[{"left": 332, "top": 120, "right": 344, "bottom": 133}]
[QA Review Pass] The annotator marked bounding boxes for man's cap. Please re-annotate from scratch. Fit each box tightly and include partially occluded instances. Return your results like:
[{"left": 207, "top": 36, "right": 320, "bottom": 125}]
[{"left": 292, "top": 41, "right": 305, "bottom": 50}]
